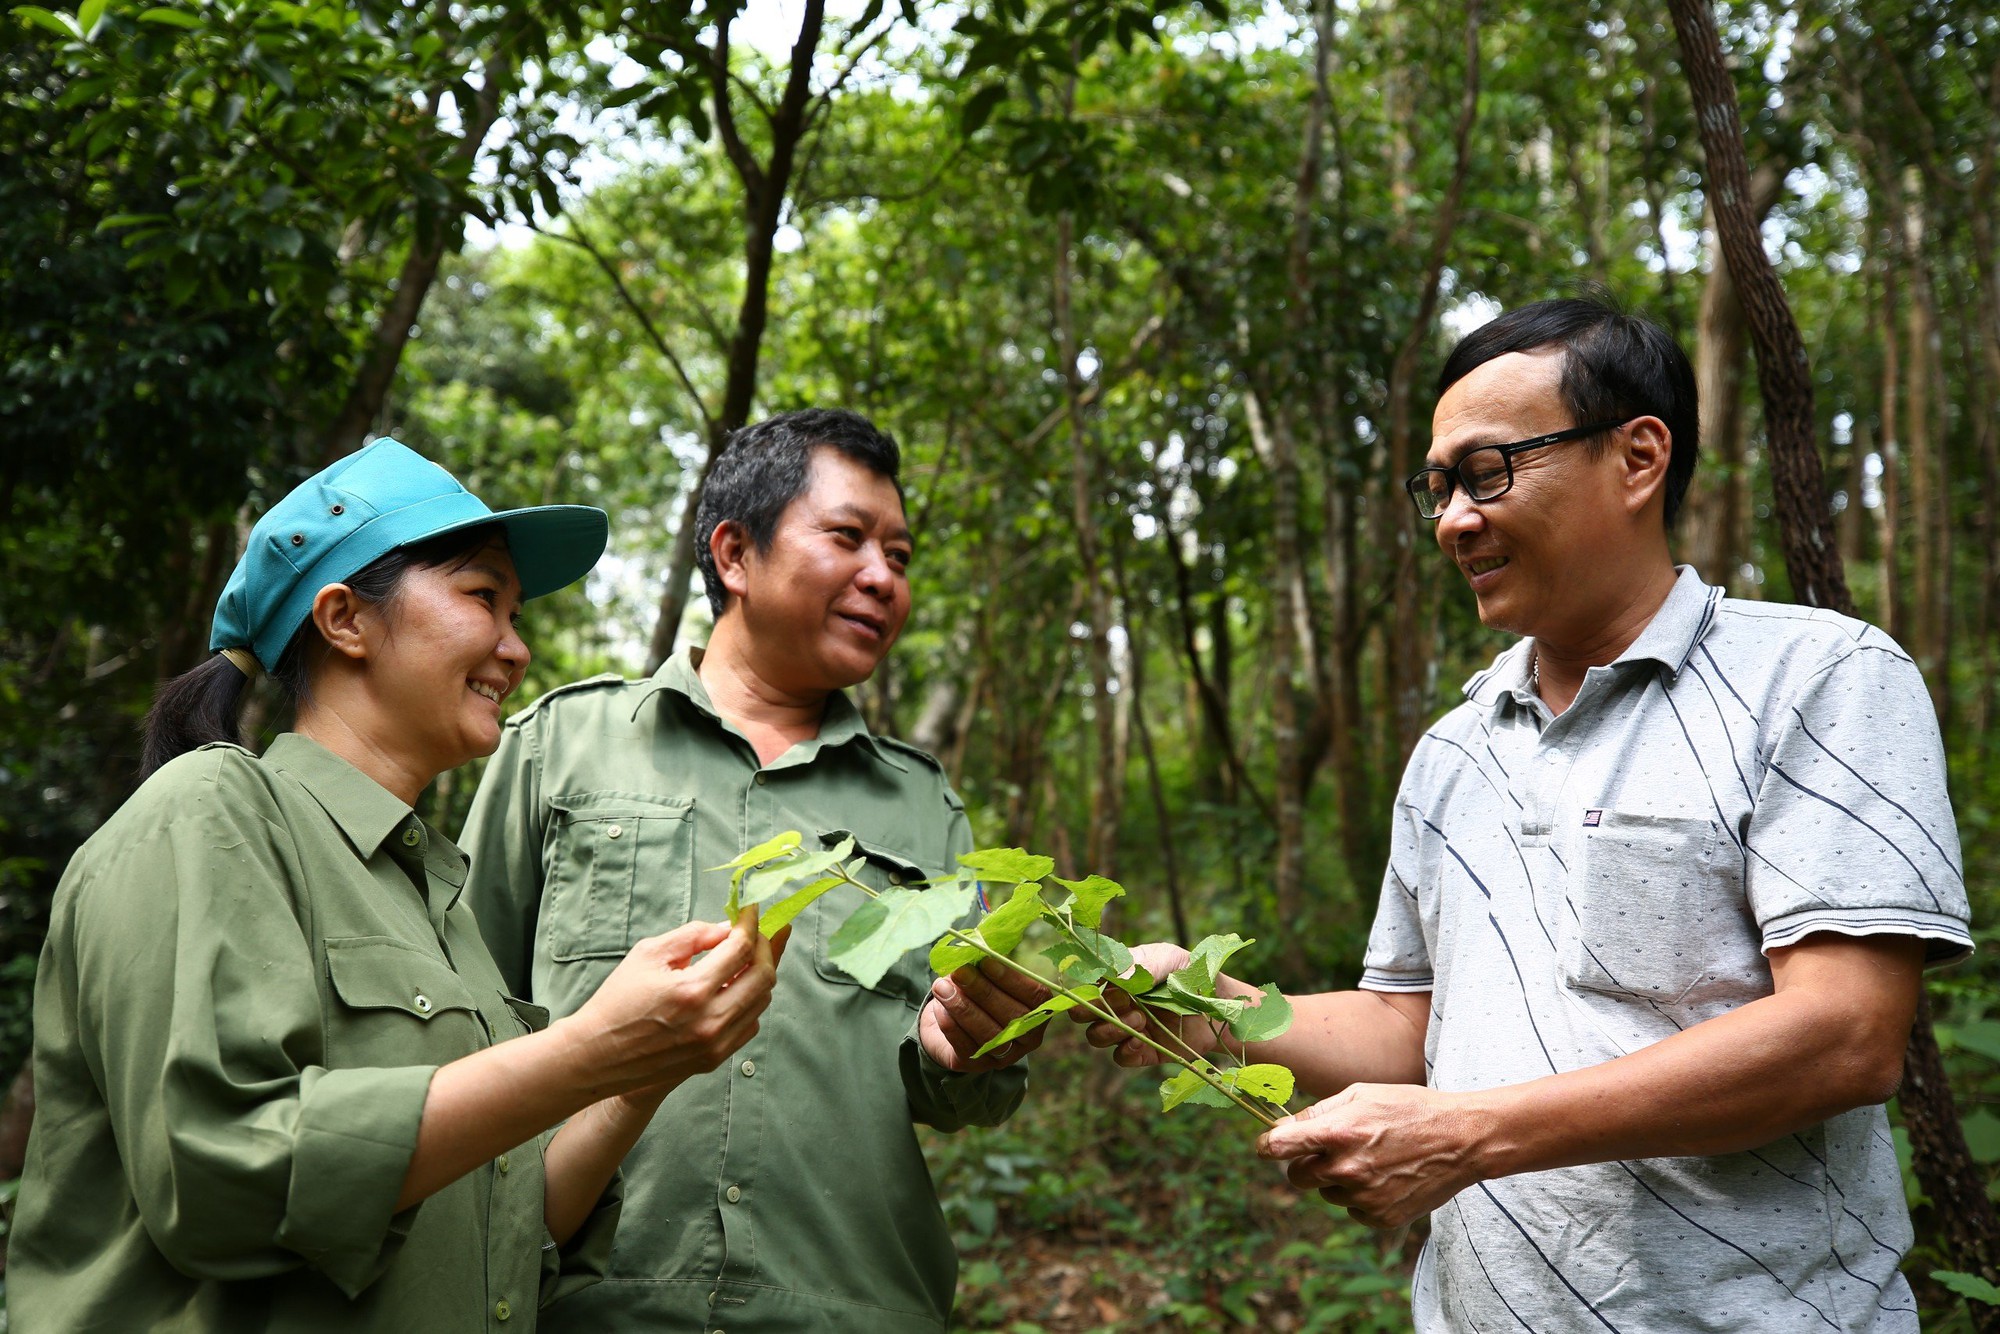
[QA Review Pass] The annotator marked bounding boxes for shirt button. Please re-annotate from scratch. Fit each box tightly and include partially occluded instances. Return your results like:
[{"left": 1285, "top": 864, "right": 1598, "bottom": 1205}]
[
  {"left": 413, "top": 994, "right": 433, "bottom": 1014},
  {"left": 725, "top": 1185, "right": 742, "bottom": 1203},
  {"left": 889, "top": 870, "right": 905, "bottom": 885},
  {"left": 495, "top": 1298, "right": 511, "bottom": 1321},
  {"left": 497, "top": 1153, "right": 511, "bottom": 1173},
  {"left": 740, "top": 1059, "right": 756, "bottom": 1078},
  {"left": 754, "top": 773, "right": 768, "bottom": 786},
  {"left": 402, "top": 828, "right": 421, "bottom": 847},
  {"left": 606, "top": 824, "right": 623, "bottom": 840}
]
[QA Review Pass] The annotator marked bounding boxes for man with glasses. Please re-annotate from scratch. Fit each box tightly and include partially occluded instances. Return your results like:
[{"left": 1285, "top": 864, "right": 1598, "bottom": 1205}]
[{"left": 1084, "top": 298, "right": 1970, "bottom": 1331}]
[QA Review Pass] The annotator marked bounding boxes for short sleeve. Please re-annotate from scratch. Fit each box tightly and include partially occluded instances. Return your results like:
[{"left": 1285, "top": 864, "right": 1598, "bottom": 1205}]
[
  {"left": 1746, "top": 639, "right": 1973, "bottom": 967},
  {"left": 461, "top": 712, "right": 548, "bottom": 997},
  {"left": 1360, "top": 795, "right": 1436, "bottom": 992}
]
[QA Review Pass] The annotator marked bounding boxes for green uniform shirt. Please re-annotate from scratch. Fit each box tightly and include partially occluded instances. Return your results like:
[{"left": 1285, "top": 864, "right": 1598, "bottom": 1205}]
[
  {"left": 460, "top": 649, "right": 1027, "bottom": 1333},
  {"left": 9, "top": 734, "right": 619, "bottom": 1332}
]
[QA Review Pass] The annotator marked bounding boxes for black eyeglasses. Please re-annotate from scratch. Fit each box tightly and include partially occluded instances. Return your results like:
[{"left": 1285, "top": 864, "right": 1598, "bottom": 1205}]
[{"left": 1405, "top": 419, "right": 1631, "bottom": 520}]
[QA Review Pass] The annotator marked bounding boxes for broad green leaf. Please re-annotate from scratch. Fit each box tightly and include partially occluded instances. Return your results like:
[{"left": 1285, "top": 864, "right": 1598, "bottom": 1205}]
[
  {"left": 1052, "top": 874, "right": 1124, "bottom": 928},
  {"left": 14, "top": 6, "right": 81, "bottom": 37},
  {"left": 1110, "top": 963, "right": 1155, "bottom": 995},
  {"left": 1962, "top": 1108, "right": 2000, "bottom": 1164},
  {"left": 757, "top": 875, "right": 841, "bottom": 936},
  {"left": 76, "top": 0, "right": 104, "bottom": 38},
  {"left": 1160, "top": 1066, "right": 1235, "bottom": 1111},
  {"left": 929, "top": 936, "right": 986, "bottom": 975},
  {"left": 1174, "top": 933, "right": 1253, "bottom": 996},
  {"left": 961, "top": 81, "right": 1007, "bottom": 135},
  {"left": 975, "top": 881, "right": 1047, "bottom": 955},
  {"left": 738, "top": 838, "right": 853, "bottom": 908},
  {"left": 1065, "top": 922, "right": 1132, "bottom": 979},
  {"left": 973, "top": 983, "right": 1103, "bottom": 1057},
  {"left": 1151, "top": 973, "right": 1249, "bottom": 1026},
  {"left": 708, "top": 830, "right": 803, "bottom": 874},
  {"left": 1933, "top": 1270, "right": 2000, "bottom": 1305},
  {"left": 135, "top": 5, "right": 198, "bottom": 25},
  {"left": 1230, "top": 1063, "right": 1295, "bottom": 1105},
  {"left": 1951, "top": 1020, "right": 2000, "bottom": 1063},
  {"left": 957, "top": 847, "right": 1054, "bottom": 884},
  {"left": 1228, "top": 984, "right": 1294, "bottom": 1044},
  {"left": 828, "top": 883, "right": 977, "bottom": 990}
]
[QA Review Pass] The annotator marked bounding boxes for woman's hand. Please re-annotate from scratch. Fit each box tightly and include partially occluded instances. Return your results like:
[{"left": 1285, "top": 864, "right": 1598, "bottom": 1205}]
[{"left": 557, "top": 909, "right": 784, "bottom": 1100}]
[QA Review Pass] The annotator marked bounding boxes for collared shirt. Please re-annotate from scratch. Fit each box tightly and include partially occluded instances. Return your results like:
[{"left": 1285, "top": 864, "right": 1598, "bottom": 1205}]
[
  {"left": 11, "top": 733, "right": 618, "bottom": 1332},
  {"left": 1364, "top": 567, "right": 1973, "bottom": 1334},
  {"left": 459, "top": 648, "right": 1026, "bottom": 1334}
]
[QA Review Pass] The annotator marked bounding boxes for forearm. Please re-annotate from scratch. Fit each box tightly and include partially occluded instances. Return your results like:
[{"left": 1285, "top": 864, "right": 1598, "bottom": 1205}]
[
  {"left": 542, "top": 1085, "right": 672, "bottom": 1245},
  {"left": 1468, "top": 986, "right": 1905, "bottom": 1179},
  {"left": 395, "top": 1021, "right": 598, "bottom": 1212},
  {"left": 1218, "top": 982, "right": 1429, "bottom": 1098}
]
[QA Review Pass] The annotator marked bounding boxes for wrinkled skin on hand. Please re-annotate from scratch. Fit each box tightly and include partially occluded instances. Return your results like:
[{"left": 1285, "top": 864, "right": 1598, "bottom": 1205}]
[
  {"left": 920, "top": 956, "right": 1052, "bottom": 1073},
  {"left": 1256, "top": 1083, "right": 1487, "bottom": 1229}
]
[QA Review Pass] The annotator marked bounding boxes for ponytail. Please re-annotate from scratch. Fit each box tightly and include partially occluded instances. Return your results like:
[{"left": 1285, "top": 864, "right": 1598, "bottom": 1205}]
[{"left": 140, "top": 654, "right": 253, "bottom": 778}]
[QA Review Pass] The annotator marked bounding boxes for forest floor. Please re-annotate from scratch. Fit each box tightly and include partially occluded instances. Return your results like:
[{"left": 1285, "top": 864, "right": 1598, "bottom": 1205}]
[{"left": 923, "top": 1042, "right": 1418, "bottom": 1333}]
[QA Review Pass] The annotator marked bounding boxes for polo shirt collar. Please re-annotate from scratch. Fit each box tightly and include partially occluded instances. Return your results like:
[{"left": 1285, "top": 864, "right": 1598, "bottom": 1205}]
[
  {"left": 1461, "top": 565, "right": 1724, "bottom": 711},
  {"left": 637, "top": 647, "right": 903, "bottom": 771}
]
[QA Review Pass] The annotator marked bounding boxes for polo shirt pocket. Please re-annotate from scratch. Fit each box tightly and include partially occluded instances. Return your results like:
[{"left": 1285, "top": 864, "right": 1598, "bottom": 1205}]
[
  {"left": 1562, "top": 812, "right": 1719, "bottom": 1004},
  {"left": 324, "top": 936, "right": 485, "bottom": 1064},
  {"left": 810, "top": 829, "right": 937, "bottom": 1007},
  {"left": 545, "top": 793, "right": 695, "bottom": 961}
]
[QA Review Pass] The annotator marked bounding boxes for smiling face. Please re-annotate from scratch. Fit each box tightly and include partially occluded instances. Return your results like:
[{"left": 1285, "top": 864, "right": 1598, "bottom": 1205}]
[
  {"left": 1428, "top": 350, "right": 1643, "bottom": 642},
  {"left": 361, "top": 535, "right": 531, "bottom": 774},
  {"left": 721, "top": 447, "right": 913, "bottom": 694}
]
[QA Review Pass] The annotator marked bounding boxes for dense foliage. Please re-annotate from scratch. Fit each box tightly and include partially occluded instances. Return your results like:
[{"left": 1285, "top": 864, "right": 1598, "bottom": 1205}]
[{"left": 6, "top": 0, "right": 2000, "bottom": 1325}]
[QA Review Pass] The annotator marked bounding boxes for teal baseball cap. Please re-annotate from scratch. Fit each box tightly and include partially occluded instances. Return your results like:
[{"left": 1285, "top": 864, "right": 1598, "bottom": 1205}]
[{"left": 211, "top": 439, "right": 609, "bottom": 672}]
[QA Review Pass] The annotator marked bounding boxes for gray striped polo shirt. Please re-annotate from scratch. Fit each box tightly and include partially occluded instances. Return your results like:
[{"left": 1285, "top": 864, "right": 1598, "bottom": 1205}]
[{"left": 1364, "top": 565, "right": 1972, "bottom": 1333}]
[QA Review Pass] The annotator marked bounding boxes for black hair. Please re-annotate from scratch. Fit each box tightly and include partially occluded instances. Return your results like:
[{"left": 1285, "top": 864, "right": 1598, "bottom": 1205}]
[
  {"left": 140, "top": 523, "right": 505, "bottom": 778},
  {"left": 1436, "top": 296, "right": 1700, "bottom": 527},
  {"left": 693, "top": 408, "right": 904, "bottom": 619}
]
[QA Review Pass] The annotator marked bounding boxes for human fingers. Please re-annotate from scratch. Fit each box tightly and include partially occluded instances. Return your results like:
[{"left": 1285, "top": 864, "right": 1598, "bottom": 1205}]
[
  {"left": 970, "top": 956, "right": 1049, "bottom": 1008},
  {"left": 1256, "top": 1094, "right": 1348, "bottom": 1161},
  {"left": 648, "top": 919, "right": 734, "bottom": 966},
  {"left": 931, "top": 976, "right": 1007, "bottom": 1048},
  {"left": 949, "top": 963, "right": 1041, "bottom": 1027},
  {"left": 768, "top": 923, "right": 792, "bottom": 970},
  {"left": 684, "top": 912, "right": 759, "bottom": 985}
]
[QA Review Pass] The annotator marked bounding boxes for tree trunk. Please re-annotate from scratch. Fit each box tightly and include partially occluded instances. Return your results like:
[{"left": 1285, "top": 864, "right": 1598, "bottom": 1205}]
[
  {"left": 1681, "top": 165, "right": 1787, "bottom": 589},
  {"left": 644, "top": 0, "right": 828, "bottom": 668},
  {"left": 1670, "top": 0, "right": 2000, "bottom": 1297}
]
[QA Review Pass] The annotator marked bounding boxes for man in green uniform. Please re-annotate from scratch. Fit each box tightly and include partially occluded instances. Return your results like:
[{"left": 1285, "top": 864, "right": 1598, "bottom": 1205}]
[{"left": 461, "top": 409, "right": 1040, "bottom": 1332}]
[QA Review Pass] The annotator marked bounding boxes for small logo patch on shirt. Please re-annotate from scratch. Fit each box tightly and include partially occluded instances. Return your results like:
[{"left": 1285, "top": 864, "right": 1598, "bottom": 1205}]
[{"left": 1582, "top": 809, "right": 1603, "bottom": 827}]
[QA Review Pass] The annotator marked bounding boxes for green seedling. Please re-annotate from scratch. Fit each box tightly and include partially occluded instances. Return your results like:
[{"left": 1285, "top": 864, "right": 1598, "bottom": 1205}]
[{"left": 719, "top": 833, "right": 1299, "bottom": 1126}]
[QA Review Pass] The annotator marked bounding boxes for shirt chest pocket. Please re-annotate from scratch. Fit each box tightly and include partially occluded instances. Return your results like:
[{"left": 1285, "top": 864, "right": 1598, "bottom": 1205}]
[
  {"left": 544, "top": 793, "right": 696, "bottom": 961},
  {"left": 809, "top": 828, "right": 940, "bottom": 1008},
  {"left": 1560, "top": 812, "right": 1722, "bottom": 1004},
  {"left": 325, "top": 937, "right": 489, "bottom": 1065}
]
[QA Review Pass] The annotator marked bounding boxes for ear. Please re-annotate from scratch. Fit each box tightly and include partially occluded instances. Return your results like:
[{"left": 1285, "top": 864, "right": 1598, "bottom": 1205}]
[
  {"left": 710, "top": 520, "right": 756, "bottom": 610},
  {"left": 1620, "top": 417, "right": 1674, "bottom": 517},
  {"left": 309, "top": 583, "right": 374, "bottom": 661}
]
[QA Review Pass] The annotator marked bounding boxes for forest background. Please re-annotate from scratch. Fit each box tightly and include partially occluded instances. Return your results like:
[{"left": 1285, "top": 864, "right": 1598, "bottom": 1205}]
[{"left": 4, "top": 0, "right": 1999, "bottom": 1327}]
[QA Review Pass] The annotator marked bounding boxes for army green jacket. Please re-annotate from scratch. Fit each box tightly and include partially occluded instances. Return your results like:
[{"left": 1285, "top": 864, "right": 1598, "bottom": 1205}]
[
  {"left": 9, "top": 734, "right": 618, "bottom": 1332},
  {"left": 460, "top": 649, "right": 1027, "bottom": 1333}
]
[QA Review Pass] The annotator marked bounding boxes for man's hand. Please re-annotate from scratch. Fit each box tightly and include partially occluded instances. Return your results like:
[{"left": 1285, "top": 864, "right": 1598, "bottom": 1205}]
[
  {"left": 1256, "top": 1083, "right": 1489, "bottom": 1229},
  {"left": 919, "top": 957, "right": 1051, "bottom": 1072},
  {"left": 1071, "top": 941, "right": 1233, "bottom": 1068}
]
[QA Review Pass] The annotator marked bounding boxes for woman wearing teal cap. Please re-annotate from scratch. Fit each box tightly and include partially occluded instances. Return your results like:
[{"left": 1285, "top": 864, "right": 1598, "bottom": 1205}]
[{"left": 11, "top": 441, "right": 782, "bottom": 1331}]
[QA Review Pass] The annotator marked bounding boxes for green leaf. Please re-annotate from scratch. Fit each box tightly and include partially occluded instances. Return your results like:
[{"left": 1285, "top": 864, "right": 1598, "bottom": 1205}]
[
  {"left": 1174, "top": 932, "right": 1254, "bottom": 996},
  {"left": 757, "top": 875, "right": 840, "bottom": 936},
  {"left": 1160, "top": 1066, "right": 1235, "bottom": 1111},
  {"left": 710, "top": 830, "right": 803, "bottom": 874},
  {"left": 976, "top": 881, "right": 1046, "bottom": 953},
  {"left": 14, "top": 6, "right": 81, "bottom": 37},
  {"left": 1053, "top": 873, "right": 1124, "bottom": 928},
  {"left": 929, "top": 936, "right": 986, "bottom": 975},
  {"left": 1058, "top": 921, "right": 1132, "bottom": 984},
  {"left": 828, "top": 882, "right": 977, "bottom": 989},
  {"left": 75, "top": 0, "right": 103, "bottom": 37},
  {"left": 96, "top": 212, "right": 169, "bottom": 231},
  {"left": 1159, "top": 1061, "right": 1296, "bottom": 1114},
  {"left": 1951, "top": 1020, "right": 2000, "bottom": 1063},
  {"left": 738, "top": 837, "right": 853, "bottom": 908},
  {"left": 1933, "top": 1270, "right": 2000, "bottom": 1305},
  {"left": 1228, "top": 984, "right": 1293, "bottom": 1044},
  {"left": 957, "top": 847, "right": 1053, "bottom": 885},
  {"left": 973, "top": 983, "right": 1102, "bottom": 1057},
  {"left": 1110, "top": 963, "right": 1154, "bottom": 994},
  {"left": 961, "top": 81, "right": 1008, "bottom": 134},
  {"left": 135, "top": 5, "right": 198, "bottom": 26},
  {"left": 1962, "top": 1108, "right": 2000, "bottom": 1164}
]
